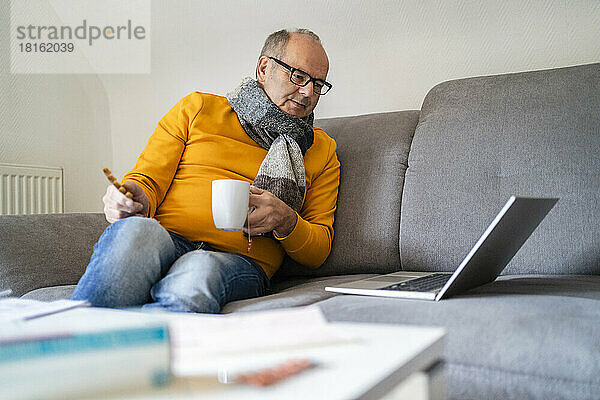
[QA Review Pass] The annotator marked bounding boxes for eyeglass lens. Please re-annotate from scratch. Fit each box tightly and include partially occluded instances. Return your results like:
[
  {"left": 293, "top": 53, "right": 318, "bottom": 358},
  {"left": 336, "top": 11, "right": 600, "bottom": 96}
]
[{"left": 290, "top": 71, "right": 329, "bottom": 94}]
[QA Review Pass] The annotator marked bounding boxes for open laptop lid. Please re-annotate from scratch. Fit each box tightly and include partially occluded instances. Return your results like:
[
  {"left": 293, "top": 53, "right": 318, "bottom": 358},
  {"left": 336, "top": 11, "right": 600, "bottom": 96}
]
[{"left": 436, "top": 196, "right": 558, "bottom": 300}]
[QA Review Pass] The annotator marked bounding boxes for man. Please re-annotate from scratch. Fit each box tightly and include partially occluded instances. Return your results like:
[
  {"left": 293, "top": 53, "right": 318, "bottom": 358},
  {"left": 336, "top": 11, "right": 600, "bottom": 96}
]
[{"left": 71, "top": 29, "right": 340, "bottom": 313}]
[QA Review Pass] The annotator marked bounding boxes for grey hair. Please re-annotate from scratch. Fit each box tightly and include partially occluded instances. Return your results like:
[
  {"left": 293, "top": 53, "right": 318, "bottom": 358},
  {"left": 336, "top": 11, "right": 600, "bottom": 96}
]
[{"left": 259, "top": 28, "right": 322, "bottom": 59}]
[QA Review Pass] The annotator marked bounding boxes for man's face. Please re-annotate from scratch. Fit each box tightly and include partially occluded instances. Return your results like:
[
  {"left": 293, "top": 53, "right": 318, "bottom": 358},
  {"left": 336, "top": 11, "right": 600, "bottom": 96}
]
[{"left": 257, "top": 34, "right": 329, "bottom": 118}]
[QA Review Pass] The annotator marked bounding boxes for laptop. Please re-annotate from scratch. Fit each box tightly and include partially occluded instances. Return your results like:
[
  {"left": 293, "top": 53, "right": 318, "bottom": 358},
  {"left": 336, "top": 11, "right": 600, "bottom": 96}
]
[{"left": 325, "top": 196, "right": 558, "bottom": 301}]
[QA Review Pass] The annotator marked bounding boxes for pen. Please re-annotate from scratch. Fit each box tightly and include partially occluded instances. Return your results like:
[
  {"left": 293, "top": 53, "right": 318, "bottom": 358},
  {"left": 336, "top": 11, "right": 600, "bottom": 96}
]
[
  {"left": 103, "top": 168, "right": 133, "bottom": 199},
  {"left": 219, "top": 359, "right": 316, "bottom": 386}
]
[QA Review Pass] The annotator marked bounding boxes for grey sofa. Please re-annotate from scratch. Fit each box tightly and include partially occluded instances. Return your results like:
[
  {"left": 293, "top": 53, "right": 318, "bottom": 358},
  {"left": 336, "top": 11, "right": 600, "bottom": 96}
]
[{"left": 1, "top": 62, "right": 599, "bottom": 399}]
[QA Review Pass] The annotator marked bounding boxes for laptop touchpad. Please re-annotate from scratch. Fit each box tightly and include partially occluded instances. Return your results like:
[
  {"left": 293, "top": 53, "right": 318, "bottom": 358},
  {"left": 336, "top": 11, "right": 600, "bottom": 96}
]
[{"left": 366, "top": 276, "right": 414, "bottom": 283}]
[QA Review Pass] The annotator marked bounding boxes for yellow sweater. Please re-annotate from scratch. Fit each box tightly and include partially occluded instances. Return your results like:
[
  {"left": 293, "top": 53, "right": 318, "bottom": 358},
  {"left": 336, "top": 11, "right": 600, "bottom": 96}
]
[{"left": 122, "top": 92, "right": 340, "bottom": 278}]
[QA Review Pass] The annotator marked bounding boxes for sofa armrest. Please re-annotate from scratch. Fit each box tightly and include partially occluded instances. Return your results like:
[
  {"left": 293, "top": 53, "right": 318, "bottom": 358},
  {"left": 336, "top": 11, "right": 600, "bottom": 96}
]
[{"left": 0, "top": 213, "right": 108, "bottom": 296}]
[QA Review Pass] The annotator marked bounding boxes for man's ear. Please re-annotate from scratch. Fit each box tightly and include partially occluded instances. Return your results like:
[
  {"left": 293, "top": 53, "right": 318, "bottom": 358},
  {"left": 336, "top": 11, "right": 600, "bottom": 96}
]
[{"left": 256, "top": 56, "right": 270, "bottom": 85}]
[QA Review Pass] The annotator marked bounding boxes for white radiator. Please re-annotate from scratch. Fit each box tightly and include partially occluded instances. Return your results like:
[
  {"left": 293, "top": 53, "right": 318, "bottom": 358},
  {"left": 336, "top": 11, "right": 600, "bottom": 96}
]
[{"left": 0, "top": 163, "right": 64, "bottom": 215}]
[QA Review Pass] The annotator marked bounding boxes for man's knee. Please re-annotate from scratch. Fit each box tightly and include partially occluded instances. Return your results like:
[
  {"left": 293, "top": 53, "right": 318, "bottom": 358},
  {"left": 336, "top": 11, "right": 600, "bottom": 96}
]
[
  {"left": 169, "top": 250, "right": 263, "bottom": 298},
  {"left": 179, "top": 250, "right": 226, "bottom": 272},
  {"left": 150, "top": 251, "right": 228, "bottom": 313},
  {"left": 110, "top": 216, "right": 165, "bottom": 240},
  {"left": 74, "top": 217, "right": 175, "bottom": 306},
  {"left": 91, "top": 217, "right": 176, "bottom": 277},
  {"left": 102, "top": 217, "right": 171, "bottom": 252}
]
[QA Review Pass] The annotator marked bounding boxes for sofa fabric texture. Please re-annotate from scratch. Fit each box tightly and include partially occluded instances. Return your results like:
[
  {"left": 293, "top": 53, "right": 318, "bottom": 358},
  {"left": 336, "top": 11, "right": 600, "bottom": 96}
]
[
  {"left": 319, "top": 275, "right": 600, "bottom": 400},
  {"left": 0, "top": 213, "right": 108, "bottom": 296},
  {"left": 20, "top": 274, "right": 379, "bottom": 313},
  {"left": 278, "top": 110, "right": 420, "bottom": 277},
  {"left": 401, "top": 63, "right": 600, "bottom": 275}
]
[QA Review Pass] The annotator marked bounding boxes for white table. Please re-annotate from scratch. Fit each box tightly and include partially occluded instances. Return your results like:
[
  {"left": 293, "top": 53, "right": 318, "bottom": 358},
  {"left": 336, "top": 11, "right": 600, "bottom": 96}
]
[{"left": 14, "top": 307, "right": 446, "bottom": 400}]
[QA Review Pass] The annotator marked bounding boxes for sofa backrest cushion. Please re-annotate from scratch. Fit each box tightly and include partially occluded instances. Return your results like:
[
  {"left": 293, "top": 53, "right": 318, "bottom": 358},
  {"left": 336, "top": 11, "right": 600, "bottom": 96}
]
[
  {"left": 400, "top": 63, "right": 600, "bottom": 275},
  {"left": 276, "top": 110, "right": 420, "bottom": 277},
  {"left": 0, "top": 213, "right": 108, "bottom": 296}
]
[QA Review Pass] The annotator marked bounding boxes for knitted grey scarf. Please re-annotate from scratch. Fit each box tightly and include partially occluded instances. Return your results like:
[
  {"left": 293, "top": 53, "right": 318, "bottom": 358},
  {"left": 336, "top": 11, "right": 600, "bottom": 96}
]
[{"left": 226, "top": 77, "right": 314, "bottom": 214}]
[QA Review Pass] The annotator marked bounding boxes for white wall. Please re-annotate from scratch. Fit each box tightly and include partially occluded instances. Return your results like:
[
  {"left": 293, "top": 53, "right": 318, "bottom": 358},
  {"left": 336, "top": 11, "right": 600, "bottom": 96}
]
[
  {"left": 2, "top": 0, "right": 599, "bottom": 212},
  {"left": 0, "top": 0, "right": 113, "bottom": 213}
]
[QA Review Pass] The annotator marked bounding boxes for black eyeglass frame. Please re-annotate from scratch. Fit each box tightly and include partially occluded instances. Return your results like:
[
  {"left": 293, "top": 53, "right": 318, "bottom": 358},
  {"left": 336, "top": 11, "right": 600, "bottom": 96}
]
[{"left": 268, "top": 57, "right": 332, "bottom": 95}]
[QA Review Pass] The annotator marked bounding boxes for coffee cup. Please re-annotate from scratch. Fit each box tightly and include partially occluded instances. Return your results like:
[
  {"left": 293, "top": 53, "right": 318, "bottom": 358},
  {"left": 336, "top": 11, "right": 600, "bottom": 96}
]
[{"left": 212, "top": 179, "right": 250, "bottom": 231}]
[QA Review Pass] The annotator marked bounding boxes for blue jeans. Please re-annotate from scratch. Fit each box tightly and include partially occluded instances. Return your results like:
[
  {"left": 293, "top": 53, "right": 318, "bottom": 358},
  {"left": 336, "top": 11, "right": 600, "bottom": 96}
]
[{"left": 71, "top": 217, "right": 270, "bottom": 313}]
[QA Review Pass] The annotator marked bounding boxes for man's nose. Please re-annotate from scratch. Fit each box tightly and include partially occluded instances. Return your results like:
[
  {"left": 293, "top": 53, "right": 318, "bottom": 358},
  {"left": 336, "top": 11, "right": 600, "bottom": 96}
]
[{"left": 298, "top": 81, "right": 315, "bottom": 97}]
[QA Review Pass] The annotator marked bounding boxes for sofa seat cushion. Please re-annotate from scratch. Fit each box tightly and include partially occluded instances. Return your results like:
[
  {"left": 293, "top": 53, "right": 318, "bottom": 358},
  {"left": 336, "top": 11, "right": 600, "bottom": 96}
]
[
  {"left": 21, "top": 274, "right": 379, "bottom": 313},
  {"left": 222, "top": 274, "right": 377, "bottom": 313},
  {"left": 20, "top": 285, "right": 77, "bottom": 301},
  {"left": 317, "top": 275, "right": 600, "bottom": 400}
]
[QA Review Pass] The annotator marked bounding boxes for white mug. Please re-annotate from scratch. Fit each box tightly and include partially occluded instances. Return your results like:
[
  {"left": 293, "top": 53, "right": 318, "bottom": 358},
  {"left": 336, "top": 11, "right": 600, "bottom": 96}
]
[{"left": 212, "top": 179, "right": 250, "bottom": 231}]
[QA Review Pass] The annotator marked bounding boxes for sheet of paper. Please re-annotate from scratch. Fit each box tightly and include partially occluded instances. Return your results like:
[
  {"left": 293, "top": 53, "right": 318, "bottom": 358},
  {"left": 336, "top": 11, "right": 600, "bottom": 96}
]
[
  {"left": 0, "top": 298, "right": 90, "bottom": 323},
  {"left": 167, "top": 305, "right": 356, "bottom": 376}
]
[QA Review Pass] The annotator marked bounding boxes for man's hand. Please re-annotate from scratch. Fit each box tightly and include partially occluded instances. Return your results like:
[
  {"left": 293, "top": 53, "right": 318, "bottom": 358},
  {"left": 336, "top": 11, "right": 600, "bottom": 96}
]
[
  {"left": 243, "top": 186, "right": 298, "bottom": 237},
  {"left": 102, "top": 181, "right": 149, "bottom": 223}
]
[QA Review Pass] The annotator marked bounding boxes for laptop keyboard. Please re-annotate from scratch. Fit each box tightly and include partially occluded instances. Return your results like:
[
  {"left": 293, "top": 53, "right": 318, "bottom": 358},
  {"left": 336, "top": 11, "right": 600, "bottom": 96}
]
[{"left": 383, "top": 273, "right": 452, "bottom": 292}]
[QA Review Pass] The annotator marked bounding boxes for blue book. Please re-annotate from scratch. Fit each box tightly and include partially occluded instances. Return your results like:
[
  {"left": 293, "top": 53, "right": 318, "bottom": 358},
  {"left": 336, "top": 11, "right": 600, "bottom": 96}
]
[{"left": 0, "top": 323, "right": 171, "bottom": 400}]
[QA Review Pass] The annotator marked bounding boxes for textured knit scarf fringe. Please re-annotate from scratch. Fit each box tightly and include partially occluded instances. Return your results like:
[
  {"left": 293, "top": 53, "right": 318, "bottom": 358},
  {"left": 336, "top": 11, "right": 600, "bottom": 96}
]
[{"left": 226, "top": 77, "right": 314, "bottom": 215}]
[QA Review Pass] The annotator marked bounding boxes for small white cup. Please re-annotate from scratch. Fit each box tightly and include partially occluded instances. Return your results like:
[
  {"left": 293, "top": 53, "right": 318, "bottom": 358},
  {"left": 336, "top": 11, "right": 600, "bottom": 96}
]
[{"left": 212, "top": 179, "right": 250, "bottom": 231}]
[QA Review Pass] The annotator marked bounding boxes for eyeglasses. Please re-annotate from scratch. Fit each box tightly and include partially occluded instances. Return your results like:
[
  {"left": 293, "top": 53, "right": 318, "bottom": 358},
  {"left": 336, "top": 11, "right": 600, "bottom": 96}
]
[{"left": 269, "top": 57, "right": 332, "bottom": 95}]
